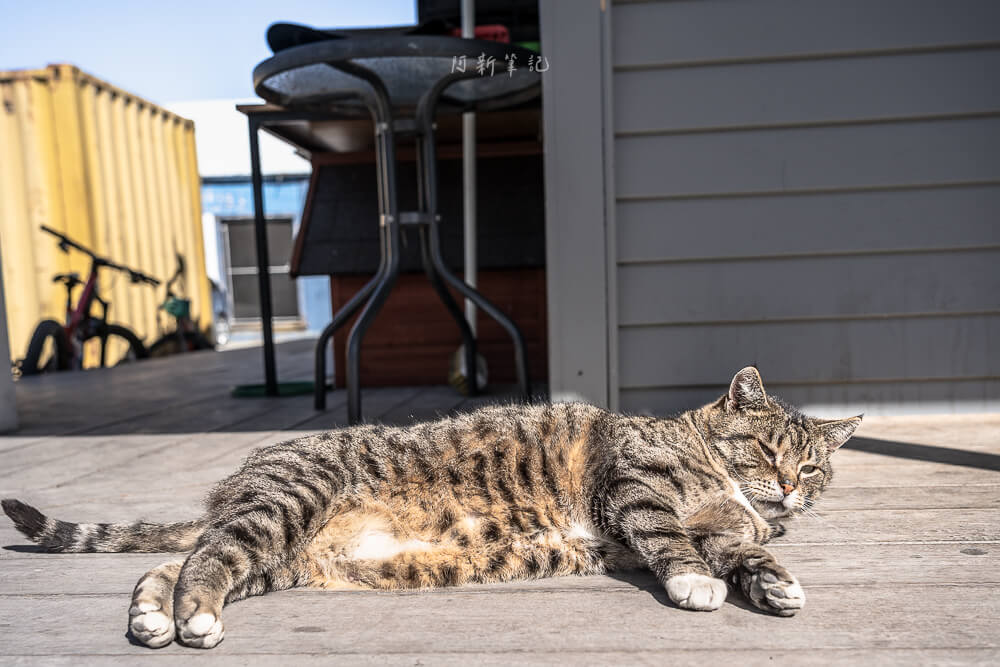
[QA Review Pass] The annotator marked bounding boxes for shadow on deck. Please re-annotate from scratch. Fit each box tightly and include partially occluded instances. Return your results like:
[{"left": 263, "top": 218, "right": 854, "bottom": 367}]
[{"left": 10, "top": 338, "right": 528, "bottom": 437}]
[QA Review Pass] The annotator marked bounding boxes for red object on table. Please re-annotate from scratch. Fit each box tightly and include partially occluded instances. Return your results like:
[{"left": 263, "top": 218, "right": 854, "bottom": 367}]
[{"left": 450, "top": 25, "right": 510, "bottom": 43}]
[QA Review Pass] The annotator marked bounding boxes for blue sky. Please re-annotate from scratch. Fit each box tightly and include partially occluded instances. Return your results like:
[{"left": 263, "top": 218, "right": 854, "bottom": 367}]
[{"left": 0, "top": 0, "right": 416, "bottom": 103}]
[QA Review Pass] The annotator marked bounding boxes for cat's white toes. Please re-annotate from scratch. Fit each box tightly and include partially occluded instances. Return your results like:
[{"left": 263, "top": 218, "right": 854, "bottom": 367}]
[
  {"left": 129, "top": 605, "right": 175, "bottom": 648},
  {"left": 177, "top": 612, "right": 225, "bottom": 649},
  {"left": 751, "top": 570, "right": 806, "bottom": 616},
  {"left": 666, "top": 573, "right": 728, "bottom": 611}
]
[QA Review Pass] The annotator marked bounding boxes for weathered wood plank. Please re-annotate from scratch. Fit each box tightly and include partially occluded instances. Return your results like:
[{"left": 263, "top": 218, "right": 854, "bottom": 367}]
[
  {"left": 0, "top": 400, "right": 283, "bottom": 486},
  {"left": 1, "top": 648, "right": 997, "bottom": 666},
  {"left": 10, "top": 340, "right": 317, "bottom": 437},
  {"left": 769, "top": 509, "right": 1000, "bottom": 545},
  {"left": 819, "top": 484, "right": 1000, "bottom": 511},
  {"left": 0, "top": 584, "right": 996, "bottom": 656},
  {"left": 852, "top": 414, "right": 1000, "bottom": 452},
  {"left": 1, "top": 543, "right": 994, "bottom": 595}
]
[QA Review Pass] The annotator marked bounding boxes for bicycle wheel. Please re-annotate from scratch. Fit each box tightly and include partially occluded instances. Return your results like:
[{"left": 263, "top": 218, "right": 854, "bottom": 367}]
[
  {"left": 148, "top": 331, "right": 214, "bottom": 358},
  {"left": 20, "top": 320, "right": 71, "bottom": 375},
  {"left": 82, "top": 323, "right": 149, "bottom": 367}
]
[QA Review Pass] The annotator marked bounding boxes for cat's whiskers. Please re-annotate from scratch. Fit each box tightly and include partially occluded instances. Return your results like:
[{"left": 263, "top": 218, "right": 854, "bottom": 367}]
[{"left": 742, "top": 488, "right": 766, "bottom": 510}]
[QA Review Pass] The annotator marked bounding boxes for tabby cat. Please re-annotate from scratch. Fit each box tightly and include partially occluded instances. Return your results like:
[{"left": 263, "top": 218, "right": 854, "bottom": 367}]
[{"left": 3, "top": 367, "right": 860, "bottom": 649}]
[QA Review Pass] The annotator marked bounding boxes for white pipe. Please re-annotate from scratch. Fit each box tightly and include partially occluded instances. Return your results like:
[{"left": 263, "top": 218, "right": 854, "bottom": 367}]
[
  {"left": 0, "top": 253, "right": 18, "bottom": 432},
  {"left": 461, "top": 0, "right": 477, "bottom": 335}
]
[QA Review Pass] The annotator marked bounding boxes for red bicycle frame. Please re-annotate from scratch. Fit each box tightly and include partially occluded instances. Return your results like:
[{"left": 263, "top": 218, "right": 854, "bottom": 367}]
[{"left": 42, "top": 225, "right": 159, "bottom": 367}]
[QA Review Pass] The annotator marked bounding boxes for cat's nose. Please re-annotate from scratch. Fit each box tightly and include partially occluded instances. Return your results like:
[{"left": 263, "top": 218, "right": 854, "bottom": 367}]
[{"left": 780, "top": 480, "right": 795, "bottom": 495}]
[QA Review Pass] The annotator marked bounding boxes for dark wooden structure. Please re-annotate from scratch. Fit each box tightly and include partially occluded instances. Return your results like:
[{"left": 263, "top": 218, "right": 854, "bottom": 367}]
[
  {"left": 329, "top": 268, "right": 546, "bottom": 387},
  {"left": 290, "top": 110, "right": 547, "bottom": 389}
]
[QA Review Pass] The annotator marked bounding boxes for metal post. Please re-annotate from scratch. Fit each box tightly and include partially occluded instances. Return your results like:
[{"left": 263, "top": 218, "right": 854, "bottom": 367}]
[
  {"left": 248, "top": 119, "right": 278, "bottom": 396},
  {"left": 462, "top": 0, "right": 477, "bottom": 335}
]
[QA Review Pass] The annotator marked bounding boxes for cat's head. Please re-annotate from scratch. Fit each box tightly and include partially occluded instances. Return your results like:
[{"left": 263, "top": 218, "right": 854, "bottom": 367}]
[{"left": 704, "top": 367, "right": 862, "bottom": 519}]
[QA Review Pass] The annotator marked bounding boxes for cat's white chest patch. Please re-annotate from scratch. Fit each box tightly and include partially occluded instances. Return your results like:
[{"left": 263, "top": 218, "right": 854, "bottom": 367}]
[
  {"left": 567, "top": 522, "right": 596, "bottom": 540},
  {"left": 730, "top": 480, "right": 763, "bottom": 520}
]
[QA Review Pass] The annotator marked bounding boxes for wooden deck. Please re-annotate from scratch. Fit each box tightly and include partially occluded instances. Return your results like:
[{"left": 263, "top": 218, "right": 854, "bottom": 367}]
[{"left": 1, "top": 340, "right": 998, "bottom": 664}]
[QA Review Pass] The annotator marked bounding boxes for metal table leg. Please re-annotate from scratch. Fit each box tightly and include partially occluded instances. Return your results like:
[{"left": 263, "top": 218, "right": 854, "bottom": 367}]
[
  {"left": 313, "top": 264, "right": 383, "bottom": 410},
  {"left": 307, "top": 61, "right": 532, "bottom": 419},
  {"left": 418, "top": 226, "right": 479, "bottom": 396},
  {"left": 416, "top": 117, "right": 531, "bottom": 399},
  {"left": 248, "top": 119, "right": 278, "bottom": 397},
  {"left": 414, "top": 136, "right": 478, "bottom": 396},
  {"left": 342, "top": 84, "right": 400, "bottom": 424}
]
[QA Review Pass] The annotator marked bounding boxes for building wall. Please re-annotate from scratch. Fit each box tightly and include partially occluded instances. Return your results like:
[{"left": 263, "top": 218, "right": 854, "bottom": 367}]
[
  {"left": 609, "top": 0, "right": 1000, "bottom": 415},
  {"left": 201, "top": 177, "right": 331, "bottom": 333},
  {"left": 541, "top": 0, "right": 1000, "bottom": 415},
  {"left": 0, "top": 65, "right": 211, "bottom": 363},
  {"left": 539, "top": 0, "right": 616, "bottom": 407}
]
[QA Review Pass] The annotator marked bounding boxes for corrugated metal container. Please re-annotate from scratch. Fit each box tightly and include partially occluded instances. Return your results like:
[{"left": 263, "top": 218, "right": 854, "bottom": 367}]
[{"left": 0, "top": 64, "right": 211, "bottom": 364}]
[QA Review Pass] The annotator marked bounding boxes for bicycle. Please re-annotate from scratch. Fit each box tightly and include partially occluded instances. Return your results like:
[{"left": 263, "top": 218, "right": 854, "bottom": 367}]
[
  {"left": 18, "top": 226, "right": 160, "bottom": 375},
  {"left": 147, "top": 253, "right": 214, "bottom": 358}
]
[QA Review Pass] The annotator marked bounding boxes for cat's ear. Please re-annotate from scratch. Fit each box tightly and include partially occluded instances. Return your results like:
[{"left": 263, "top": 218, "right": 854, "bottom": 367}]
[
  {"left": 727, "top": 366, "right": 768, "bottom": 411},
  {"left": 813, "top": 415, "right": 863, "bottom": 453}
]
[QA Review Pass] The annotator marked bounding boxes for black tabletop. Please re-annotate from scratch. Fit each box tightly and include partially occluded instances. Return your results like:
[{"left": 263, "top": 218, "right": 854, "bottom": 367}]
[{"left": 253, "top": 33, "right": 542, "bottom": 115}]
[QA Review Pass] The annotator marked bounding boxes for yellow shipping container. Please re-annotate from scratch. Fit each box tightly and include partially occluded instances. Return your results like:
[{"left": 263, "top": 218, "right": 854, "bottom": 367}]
[{"left": 0, "top": 64, "right": 211, "bottom": 365}]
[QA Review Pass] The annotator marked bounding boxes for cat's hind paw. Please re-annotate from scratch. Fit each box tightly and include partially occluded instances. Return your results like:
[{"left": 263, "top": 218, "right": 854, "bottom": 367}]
[
  {"left": 742, "top": 567, "right": 805, "bottom": 616},
  {"left": 176, "top": 611, "right": 225, "bottom": 649},
  {"left": 665, "top": 573, "right": 728, "bottom": 611},
  {"left": 128, "top": 602, "right": 175, "bottom": 648}
]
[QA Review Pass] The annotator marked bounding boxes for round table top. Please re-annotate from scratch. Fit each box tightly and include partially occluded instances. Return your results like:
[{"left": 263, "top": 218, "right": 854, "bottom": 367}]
[{"left": 253, "top": 34, "right": 542, "bottom": 115}]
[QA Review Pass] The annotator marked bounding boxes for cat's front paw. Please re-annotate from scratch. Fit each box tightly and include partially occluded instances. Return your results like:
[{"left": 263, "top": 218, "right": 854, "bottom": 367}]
[
  {"left": 665, "top": 573, "right": 728, "bottom": 611},
  {"left": 739, "top": 563, "right": 805, "bottom": 616}
]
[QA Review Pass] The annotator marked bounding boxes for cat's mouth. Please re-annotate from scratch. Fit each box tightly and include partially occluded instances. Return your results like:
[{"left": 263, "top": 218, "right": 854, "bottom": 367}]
[{"left": 755, "top": 500, "right": 794, "bottom": 519}]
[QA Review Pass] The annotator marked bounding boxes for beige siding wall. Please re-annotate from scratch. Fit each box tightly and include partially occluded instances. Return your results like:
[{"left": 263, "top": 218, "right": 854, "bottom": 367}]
[
  {"left": 0, "top": 65, "right": 210, "bottom": 364},
  {"left": 611, "top": 0, "right": 1000, "bottom": 415}
]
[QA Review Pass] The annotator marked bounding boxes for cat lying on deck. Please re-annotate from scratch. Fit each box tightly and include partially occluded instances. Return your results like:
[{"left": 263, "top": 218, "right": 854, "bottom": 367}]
[{"left": 3, "top": 367, "right": 860, "bottom": 649}]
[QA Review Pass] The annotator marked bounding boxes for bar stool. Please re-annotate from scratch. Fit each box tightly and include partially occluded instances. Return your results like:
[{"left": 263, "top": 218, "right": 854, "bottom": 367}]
[{"left": 253, "top": 27, "right": 541, "bottom": 424}]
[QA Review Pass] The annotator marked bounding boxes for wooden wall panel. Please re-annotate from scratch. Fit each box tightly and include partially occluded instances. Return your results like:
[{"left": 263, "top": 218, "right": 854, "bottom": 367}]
[{"left": 330, "top": 269, "right": 548, "bottom": 388}]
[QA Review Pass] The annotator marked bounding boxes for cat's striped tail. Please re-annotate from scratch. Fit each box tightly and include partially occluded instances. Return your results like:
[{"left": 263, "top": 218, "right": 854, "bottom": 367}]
[{"left": 1, "top": 498, "right": 203, "bottom": 553}]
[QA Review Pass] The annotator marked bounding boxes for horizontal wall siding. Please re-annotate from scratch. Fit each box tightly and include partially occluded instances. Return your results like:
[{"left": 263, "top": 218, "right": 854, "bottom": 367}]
[
  {"left": 622, "top": 380, "right": 1000, "bottom": 419},
  {"left": 613, "top": 0, "right": 1000, "bottom": 68},
  {"left": 611, "top": 0, "right": 1000, "bottom": 414},
  {"left": 620, "top": 316, "right": 1000, "bottom": 388},
  {"left": 618, "top": 251, "right": 1000, "bottom": 326},
  {"left": 616, "top": 116, "right": 1000, "bottom": 199},
  {"left": 616, "top": 48, "right": 1000, "bottom": 134},
  {"left": 617, "top": 186, "right": 1000, "bottom": 263}
]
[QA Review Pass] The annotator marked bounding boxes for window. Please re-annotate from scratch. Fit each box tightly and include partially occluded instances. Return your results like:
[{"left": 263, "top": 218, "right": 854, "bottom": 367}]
[{"left": 221, "top": 218, "right": 300, "bottom": 320}]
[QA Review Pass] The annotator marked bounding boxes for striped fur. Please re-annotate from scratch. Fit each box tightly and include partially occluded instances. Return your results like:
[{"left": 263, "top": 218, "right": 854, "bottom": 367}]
[
  {"left": 3, "top": 367, "right": 861, "bottom": 648},
  {"left": 0, "top": 499, "right": 202, "bottom": 553}
]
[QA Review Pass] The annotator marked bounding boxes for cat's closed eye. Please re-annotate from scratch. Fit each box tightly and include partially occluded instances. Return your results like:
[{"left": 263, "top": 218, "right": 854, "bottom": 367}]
[{"left": 754, "top": 439, "right": 775, "bottom": 464}]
